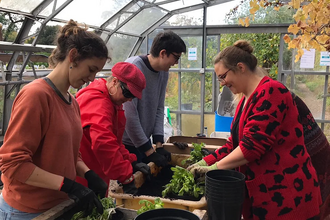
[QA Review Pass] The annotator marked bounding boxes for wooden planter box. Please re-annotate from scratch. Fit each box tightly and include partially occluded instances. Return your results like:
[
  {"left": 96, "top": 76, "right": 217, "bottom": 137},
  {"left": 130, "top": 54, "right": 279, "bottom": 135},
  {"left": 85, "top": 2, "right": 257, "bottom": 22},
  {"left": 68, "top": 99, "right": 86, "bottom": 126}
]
[
  {"left": 108, "top": 143, "right": 217, "bottom": 212},
  {"left": 32, "top": 199, "right": 208, "bottom": 220},
  {"left": 32, "top": 142, "right": 218, "bottom": 219}
]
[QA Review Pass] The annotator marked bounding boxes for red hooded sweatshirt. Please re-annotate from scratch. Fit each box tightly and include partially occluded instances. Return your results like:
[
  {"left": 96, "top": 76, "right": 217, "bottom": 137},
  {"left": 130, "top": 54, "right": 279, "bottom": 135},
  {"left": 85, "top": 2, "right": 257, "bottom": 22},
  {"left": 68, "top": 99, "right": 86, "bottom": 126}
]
[{"left": 76, "top": 78, "right": 136, "bottom": 187}]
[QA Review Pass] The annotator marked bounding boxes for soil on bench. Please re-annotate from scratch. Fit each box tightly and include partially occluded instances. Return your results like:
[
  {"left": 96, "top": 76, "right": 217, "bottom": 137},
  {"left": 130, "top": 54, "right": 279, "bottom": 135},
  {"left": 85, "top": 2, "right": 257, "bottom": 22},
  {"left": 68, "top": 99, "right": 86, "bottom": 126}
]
[{"left": 137, "top": 165, "right": 202, "bottom": 201}]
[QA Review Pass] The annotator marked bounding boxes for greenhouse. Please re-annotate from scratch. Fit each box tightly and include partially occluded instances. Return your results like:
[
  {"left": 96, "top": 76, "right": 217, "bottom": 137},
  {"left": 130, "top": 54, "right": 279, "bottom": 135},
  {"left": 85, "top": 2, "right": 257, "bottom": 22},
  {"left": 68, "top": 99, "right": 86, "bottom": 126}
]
[{"left": 0, "top": 0, "right": 330, "bottom": 219}]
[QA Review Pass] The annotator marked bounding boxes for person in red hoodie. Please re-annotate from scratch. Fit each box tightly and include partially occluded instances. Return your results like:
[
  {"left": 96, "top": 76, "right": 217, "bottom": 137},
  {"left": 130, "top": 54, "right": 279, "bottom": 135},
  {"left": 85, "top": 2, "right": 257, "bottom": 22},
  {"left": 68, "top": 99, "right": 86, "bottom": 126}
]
[
  {"left": 76, "top": 62, "right": 149, "bottom": 195},
  {"left": 188, "top": 40, "right": 322, "bottom": 220}
]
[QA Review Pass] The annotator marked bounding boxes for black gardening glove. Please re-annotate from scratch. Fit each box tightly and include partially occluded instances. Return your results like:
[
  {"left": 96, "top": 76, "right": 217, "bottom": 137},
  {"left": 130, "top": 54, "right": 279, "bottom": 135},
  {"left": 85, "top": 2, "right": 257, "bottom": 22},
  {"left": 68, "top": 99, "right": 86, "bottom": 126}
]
[
  {"left": 156, "top": 147, "right": 171, "bottom": 162},
  {"left": 60, "top": 177, "right": 103, "bottom": 216},
  {"left": 122, "top": 180, "right": 138, "bottom": 195},
  {"left": 85, "top": 170, "right": 108, "bottom": 198},
  {"left": 132, "top": 162, "right": 151, "bottom": 175},
  {"left": 173, "top": 141, "right": 188, "bottom": 150},
  {"left": 142, "top": 151, "right": 168, "bottom": 167},
  {"left": 201, "top": 148, "right": 211, "bottom": 156}
]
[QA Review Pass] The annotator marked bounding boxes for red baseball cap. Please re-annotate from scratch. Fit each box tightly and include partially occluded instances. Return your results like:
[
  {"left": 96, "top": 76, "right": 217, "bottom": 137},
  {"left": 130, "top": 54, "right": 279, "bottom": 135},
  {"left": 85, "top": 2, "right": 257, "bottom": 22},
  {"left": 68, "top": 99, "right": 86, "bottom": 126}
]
[{"left": 111, "top": 62, "right": 146, "bottom": 99}]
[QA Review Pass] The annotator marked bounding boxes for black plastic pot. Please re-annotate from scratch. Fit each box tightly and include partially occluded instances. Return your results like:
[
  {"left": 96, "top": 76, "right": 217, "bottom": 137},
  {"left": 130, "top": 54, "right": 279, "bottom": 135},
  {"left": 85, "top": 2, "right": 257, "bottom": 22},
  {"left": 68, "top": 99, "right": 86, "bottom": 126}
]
[
  {"left": 205, "top": 170, "right": 246, "bottom": 220},
  {"left": 112, "top": 209, "right": 125, "bottom": 220},
  {"left": 134, "top": 208, "right": 200, "bottom": 220}
]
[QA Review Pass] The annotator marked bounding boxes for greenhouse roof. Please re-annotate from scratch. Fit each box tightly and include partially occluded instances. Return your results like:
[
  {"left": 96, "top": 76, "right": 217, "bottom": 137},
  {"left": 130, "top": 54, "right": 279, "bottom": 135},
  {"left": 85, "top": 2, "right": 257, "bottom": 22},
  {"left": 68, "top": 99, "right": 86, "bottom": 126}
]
[{"left": 0, "top": 0, "right": 234, "bottom": 39}]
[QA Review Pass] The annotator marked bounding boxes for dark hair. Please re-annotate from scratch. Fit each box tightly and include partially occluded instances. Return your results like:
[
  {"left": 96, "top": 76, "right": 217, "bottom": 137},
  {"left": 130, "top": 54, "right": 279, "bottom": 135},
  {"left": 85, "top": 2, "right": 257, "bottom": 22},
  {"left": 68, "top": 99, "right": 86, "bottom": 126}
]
[
  {"left": 149, "top": 30, "right": 186, "bottom": 57},
  {"left": 214, "top": 40, "right": 258, "bottom": 72},
  {"left": 48, "top": 19, "right": 110, "bottom": 68}
]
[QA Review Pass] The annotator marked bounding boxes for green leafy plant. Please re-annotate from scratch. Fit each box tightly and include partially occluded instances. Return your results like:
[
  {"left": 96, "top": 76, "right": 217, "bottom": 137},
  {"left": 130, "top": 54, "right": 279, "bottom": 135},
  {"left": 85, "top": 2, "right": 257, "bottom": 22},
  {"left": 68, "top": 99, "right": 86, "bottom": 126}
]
[
  {"left": 71, "top": 197, "right": 116, "bottom": 220},
  {"left": 182, "top": 142, "right": 209, "bottom": 166},
  {"left": 162, "top": 166, "right": 204, "bottom": 199},
  {"left": 136, "top": 198, "right": 164, "bottom": 215}
]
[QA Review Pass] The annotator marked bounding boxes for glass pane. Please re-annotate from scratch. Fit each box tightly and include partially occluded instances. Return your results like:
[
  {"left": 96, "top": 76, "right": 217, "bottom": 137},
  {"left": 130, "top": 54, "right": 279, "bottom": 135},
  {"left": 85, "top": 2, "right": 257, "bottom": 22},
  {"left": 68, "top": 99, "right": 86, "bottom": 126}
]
[
  {"left": 165, "top": 72, "right": 179, "bottom": 111},
  {"left": 55, "top": 0, "right": 131, "bottom": 26},
  {"left": 207, "top": 0, "right": 294, "bottom": 25},
  {"left": 326, "top": 98, "right": 330, "bottom": 121},
  {"left": 204, "top": 72, "right": 213, "bottom": 112},
  {"left": 100, "top": 31, "right": 109, "bottom": 41},
  {"left": 283, "top": 74, "right": 292, "bottom": 90},
  {"left": 182, "top": 114, "right": 200, "bottom": 136},
  {"left": 136, "top": 37, "right": 147, "bottom": 55},
  {"left": 162, "top": 9, "right": 203, "bottom": 26},
  {"left": 0, "top": 0, "right": 43, "bottom": 12},
  {"left": 283, "top": 75, "right": 325, "bottom": 119},
  {"left": 207, "top": 1, "right": 240, "bottom": 25},
  {"left": 36, "top": 24, "right": 60, "bottom": 45},
  {"left": 204, "top": 113, "right": 216, "bottom": 137},
  {"left": 180, "top": 36, "right": 202, "bottom": 69},
  {"left": 27, "top": 21, "right": 64, "bottom": 46},
  {"left": 147, "top": 29, "right": 162, "bottom": 52},
  {"left": 107, "top": 18, "right": 119, "bottom": 30},
  {"left": 169, "top": 113, "right": 182, "bottom": 136},
  {"left": 119, "top": 13, "right": 132, "bottom": 24},
  {"left": 155, "top": 0, "right": 169, "bottom": 3},
  {"left": 297, "top": 75, "right": 327, "bottom": 120},
  {"left": 108, "top": 34, "right": 138, "bottom": 64},
  {"left": 39, "top": 0, "right": 66, "bottom": 16},
  {"left": 321, "top": 123, "right": 330, "bottom": 141},
  {"left": 282, "top": 45, "right": 293, "bottom": 71},
  {"left": 118, "top": 7, "right": 166, "bottom": 35},
  {"left": 127, "top": 4, "right": 141, "bottom": 13},
  {"left": 160, "top": 0, "right": 203, "bottom": 11},
  {"left": 0, "top": 12, "right": 24, "bottom": 42},
  {"left": 220, "top": 33, "right": 280, "bottom": 78},
  {"left": 206, "top": 36, "right": 219, "bottom": 68},
  {"left": 181, "top": 72, "right": 201, "bottom": 111},
  {"left": 27, "top": 20, "right": 42, "bottom": 40}
]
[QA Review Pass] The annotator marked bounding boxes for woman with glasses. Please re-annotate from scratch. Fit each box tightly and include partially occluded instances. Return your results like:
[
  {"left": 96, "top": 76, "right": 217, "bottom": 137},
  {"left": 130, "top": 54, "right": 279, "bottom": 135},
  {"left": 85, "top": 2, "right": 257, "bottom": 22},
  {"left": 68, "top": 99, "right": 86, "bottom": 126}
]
[
  {"left": 188, "top": 40, "right": 322, "bottom": 219},
  {"left": 76, "top": 62, "right": 149, "bottom": 195}
]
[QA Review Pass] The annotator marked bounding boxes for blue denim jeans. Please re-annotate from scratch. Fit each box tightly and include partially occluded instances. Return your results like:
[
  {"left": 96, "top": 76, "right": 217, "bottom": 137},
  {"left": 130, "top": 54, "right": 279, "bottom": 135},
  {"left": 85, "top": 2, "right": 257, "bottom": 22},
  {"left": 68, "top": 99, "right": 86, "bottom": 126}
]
[{"left": 0, "top": 194, "right": 41, "bottom": 220}]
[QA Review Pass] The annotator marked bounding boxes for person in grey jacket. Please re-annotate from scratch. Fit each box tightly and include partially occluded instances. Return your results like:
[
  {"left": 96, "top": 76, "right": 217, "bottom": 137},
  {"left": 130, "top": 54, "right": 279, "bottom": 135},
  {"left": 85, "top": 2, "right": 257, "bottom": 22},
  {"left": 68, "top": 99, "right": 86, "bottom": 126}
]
[{"left": 122, "top": 30, "right": 186, "bottom": 167}]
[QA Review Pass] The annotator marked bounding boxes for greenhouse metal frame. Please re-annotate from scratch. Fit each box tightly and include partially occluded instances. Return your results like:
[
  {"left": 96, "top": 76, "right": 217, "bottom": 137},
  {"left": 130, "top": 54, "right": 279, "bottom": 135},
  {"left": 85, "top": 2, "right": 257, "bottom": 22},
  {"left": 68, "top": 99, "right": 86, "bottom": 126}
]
[{"left": 0, "top": 0, "right": 329, "bottom": 140}]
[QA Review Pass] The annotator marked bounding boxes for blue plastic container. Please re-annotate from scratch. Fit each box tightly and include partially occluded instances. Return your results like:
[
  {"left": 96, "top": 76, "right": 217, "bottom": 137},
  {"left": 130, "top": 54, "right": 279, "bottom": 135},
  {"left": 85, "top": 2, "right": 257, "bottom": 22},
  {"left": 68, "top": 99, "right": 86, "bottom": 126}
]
[{"left": 215, "top": 111, "right": 234, "bottom": 132}]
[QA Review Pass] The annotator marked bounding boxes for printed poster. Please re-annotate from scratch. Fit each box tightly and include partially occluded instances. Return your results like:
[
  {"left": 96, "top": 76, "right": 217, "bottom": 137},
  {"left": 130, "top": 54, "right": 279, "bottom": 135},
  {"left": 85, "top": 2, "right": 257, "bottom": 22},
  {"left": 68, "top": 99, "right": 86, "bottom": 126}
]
[
  {"left": 188, "top": 48, "right": 197, "bottom": 60},
  {"left": 300, "top": 49, "right": 315, "bottom": 69},
  {"left": 320, "top": 51, "right": 330, "bottom": 66}
]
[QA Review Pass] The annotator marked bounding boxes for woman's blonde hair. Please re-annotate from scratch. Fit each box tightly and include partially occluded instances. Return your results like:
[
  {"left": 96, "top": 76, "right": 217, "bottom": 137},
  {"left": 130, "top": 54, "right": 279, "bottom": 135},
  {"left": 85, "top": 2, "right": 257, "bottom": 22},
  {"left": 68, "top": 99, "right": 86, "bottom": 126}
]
[{"left": 214, "top": 40, "right": 258, "bottom": 72}]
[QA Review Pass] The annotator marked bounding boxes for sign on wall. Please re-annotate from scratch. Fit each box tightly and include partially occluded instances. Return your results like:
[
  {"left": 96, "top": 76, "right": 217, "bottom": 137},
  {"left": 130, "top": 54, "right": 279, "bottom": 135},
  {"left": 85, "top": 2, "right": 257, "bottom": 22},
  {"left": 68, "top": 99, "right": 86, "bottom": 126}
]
[
  {"left": 300, "top": 49, "right": 315, "bottom": 69},
  {"left": 320, "top": 51, "right": 330, "bottom": 66},
  {"left": 188, "top": 48, "right": 197, "bottom": 60}
]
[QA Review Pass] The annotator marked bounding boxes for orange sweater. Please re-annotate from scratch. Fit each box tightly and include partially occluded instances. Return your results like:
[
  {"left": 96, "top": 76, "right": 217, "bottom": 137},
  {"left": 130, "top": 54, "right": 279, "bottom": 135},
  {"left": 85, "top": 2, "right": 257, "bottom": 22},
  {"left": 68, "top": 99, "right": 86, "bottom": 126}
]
[{"left": 0, "top": 78, "right": 82, "bottom": 213}]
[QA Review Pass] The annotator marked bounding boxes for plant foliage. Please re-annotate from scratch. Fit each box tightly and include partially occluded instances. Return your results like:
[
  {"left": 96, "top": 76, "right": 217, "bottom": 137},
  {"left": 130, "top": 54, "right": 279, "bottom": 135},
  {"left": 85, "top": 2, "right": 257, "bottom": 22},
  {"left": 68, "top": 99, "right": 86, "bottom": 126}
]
[
  {"left": 71, "top": 197, "right": 116, "bottom": 220},
  {"left": 162, "top": 166, "right": 205, "bottom": 199},
  {"left": 182, "top": 142, "right": 209, "bottom": 166},
  {"left": 136, "top": 198, "right": 164, "bottom": 215}
]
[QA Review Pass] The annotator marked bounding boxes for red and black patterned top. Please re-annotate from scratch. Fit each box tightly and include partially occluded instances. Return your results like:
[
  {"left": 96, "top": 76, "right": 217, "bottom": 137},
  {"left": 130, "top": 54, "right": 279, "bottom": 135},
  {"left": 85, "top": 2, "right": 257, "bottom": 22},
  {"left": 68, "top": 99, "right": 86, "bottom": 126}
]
[{"left": 204, "top": 76, "right": 322, "bottom": 220}]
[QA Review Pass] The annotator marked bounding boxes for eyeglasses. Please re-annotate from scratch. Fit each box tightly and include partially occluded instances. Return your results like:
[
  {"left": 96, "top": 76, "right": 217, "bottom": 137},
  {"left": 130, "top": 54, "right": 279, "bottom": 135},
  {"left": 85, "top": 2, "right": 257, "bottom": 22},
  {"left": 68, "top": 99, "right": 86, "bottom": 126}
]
[
  {"left": 120, "top": 82, "right": 135, "bottom": 99},
  {"left": 171, "top": 52, "right": 181, "bottom": 61},
  {"left": 217, "top": 69, "right": 231, "bottom": 83}
]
